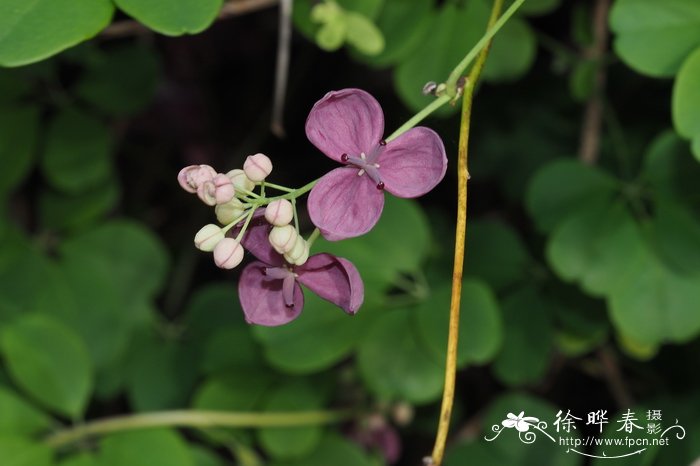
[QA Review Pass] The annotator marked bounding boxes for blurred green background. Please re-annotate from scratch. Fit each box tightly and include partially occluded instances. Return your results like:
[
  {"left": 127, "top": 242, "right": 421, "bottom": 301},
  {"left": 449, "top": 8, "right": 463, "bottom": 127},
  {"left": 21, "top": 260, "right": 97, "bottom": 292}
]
[{"left": 1, "top": 0, "right": 700, "bottom": 464}]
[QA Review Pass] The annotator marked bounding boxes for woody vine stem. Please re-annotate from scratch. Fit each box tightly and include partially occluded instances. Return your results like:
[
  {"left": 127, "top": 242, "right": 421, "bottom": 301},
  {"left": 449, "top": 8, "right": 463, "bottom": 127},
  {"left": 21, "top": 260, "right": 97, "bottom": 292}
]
[{"left": 43, "top": 0, "right": 523, "bottom": 458}]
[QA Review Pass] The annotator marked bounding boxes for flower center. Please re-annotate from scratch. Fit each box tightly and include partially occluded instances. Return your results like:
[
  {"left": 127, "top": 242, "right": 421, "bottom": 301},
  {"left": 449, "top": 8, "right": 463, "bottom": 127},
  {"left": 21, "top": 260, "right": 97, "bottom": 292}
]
[
  {"left": 263, "top": 266, "right": 298, "bottom": 307},
  {"left": 340, "top": 140, "right": 386, "bottom": 190}
]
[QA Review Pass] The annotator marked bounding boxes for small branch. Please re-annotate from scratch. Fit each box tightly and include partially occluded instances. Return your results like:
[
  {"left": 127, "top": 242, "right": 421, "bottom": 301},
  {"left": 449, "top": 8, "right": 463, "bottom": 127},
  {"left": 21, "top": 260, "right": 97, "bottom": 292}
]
[
  {"left": 427, "top": 2, "right": 504, "bottom": 465},
  {"left": 271, "top": 0, "right": 293, "bottom": 137},
  {"left": 45, "top": 409, "right": 352, "bottom": 449},
  {"left": 597, "top": 346, "right": 634, "bottom": 408},
  {"left": 100, "top": 0, "right": 280, "bottom": 39},
  {"left": 578, "top": 0, "right": 611, "bottom": 165}
]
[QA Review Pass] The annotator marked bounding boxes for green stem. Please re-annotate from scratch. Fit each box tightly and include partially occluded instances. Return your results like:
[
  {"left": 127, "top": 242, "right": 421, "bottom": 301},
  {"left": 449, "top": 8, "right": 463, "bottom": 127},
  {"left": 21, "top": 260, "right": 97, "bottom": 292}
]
[
  {"left": 306, "top": 227, "right": 321, "bottom": 248},
  {"left": 445, "top": 0, "right": 526, "bottom": 93},
  {"left": 234, "top": 208, "right": 257, "bottom": 242},
  {"left": 386, "top": 95, "right": 451, "bottom": 142},
  {"left": 270, "top": 178, "right": 318, "bottom": 202},
  {"left": 45, "top": 409, "right": 352, "bottom": 449},
  {"left": 262, "top": 181, "right": 295, "bottom": 193}
]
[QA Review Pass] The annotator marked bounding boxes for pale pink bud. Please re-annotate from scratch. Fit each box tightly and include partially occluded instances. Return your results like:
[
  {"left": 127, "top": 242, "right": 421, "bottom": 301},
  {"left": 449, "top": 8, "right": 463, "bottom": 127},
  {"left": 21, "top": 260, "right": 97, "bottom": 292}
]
[
  {"left": 284, "top": 237, "right": 309, "bottom": 265},
  {"left": 268, "top": 225, "right": 298, "bottom": 254},
  {"left": 194, "top": 224, "right": 224, "bottom": 251},
  {"left": 215, "top": 198, "right": 245, "bottom": 224},
  {"left": 243, "top": 153, "right": 273, "bottom": 182},
  {"left": 226, "top": 169, "right": 255, "bottom": 193},
  {"left": 213, "top": 174, "right": 235, "bottom": 204},
  {"left": 264, "top": 199, "right": 294, "bottom": 226},
  {"left": 178, "top": 164, "right": 216, "bottom": 193},
  {"left": 213, "top": 238, "right": 244, "bottom": 269},
  {"left": 197, "top": 181, "right": 217, "bottom": 206}
]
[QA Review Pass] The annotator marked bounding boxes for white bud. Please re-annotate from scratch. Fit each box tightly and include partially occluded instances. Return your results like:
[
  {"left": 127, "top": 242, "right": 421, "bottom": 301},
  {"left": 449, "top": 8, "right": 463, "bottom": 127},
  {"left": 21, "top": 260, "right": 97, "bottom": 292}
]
[
  {"left": 213, "top": 238, "right": 245, "bottom": 269},
  {"left": 284, "top": 237, "right": 309, "bottom": 266},
  {"left": 215, "top": 198, "right": 246, "bottom": 225},
  {"left": 264, "top": 199, "right": 294, "bottom": 226},
  {"left": 268, "top": 225, "right": 298, "bottom": 254},
  {"left": 226, "top": 169, "right": 255, "bottom": 193},
  {"left": 194, "top": 224, "right": 224, "bottom": 251},
  {"left": 243, "top": 153, "right": 273, "bottom": 182}
]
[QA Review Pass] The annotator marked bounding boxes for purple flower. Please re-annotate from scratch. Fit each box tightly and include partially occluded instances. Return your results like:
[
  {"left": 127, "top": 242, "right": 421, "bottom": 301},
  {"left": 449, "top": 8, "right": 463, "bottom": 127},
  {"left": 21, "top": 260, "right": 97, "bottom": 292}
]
[
  {"left": 237, "top": 212, "right": 364, "bottom": 326},
  {"left": 305, "top": 88, "right": 447, "bottom": 240}
]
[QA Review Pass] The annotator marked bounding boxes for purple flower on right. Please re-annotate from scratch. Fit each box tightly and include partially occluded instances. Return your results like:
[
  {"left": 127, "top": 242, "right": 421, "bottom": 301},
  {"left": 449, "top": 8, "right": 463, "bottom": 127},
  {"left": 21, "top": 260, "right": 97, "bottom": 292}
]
[{"left": 306, "top": 88, "right": 448, "bottom": 241}]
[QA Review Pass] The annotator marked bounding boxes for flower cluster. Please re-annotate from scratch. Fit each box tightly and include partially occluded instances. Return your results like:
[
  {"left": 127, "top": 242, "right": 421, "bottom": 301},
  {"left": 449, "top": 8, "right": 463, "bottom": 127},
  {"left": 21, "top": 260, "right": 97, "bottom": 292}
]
[{"left": 178, "top": 88, "right": 447, "bottom": 326}]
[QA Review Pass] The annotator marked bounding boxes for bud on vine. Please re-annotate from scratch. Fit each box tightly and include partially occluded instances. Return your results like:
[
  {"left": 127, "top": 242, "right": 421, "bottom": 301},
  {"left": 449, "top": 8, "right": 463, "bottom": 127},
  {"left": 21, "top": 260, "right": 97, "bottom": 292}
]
[
  {"left": 215, "top": 198, "right": 246, "bottom": 225},
  {"left": 226, "top": 169, "right": 255, "bottom": 193},
  {"left": 243, "top": 153, "right": 273, "bottom": 182},
  {"left": 194, "top": 224, "right": 224, "bottom": 251},
  {"left": 265, "top": 199, "right": 294, "bottom": 226},
  {"left": 213, "top": 238, "right": 245, "bottom": 269},
  {"left": 269, "top": 225, "right": 298, "bottom": 254}
]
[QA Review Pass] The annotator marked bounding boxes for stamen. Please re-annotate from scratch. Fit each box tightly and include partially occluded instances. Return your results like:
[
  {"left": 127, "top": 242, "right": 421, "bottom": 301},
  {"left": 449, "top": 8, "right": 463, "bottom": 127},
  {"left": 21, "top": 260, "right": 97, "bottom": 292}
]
[
  {"left": 358, "top": 169, "right": 365, "bottom": 176},
  {"left": 379, "top": 139, "right": 387, "bottom": 146},
  {"left": 341, "top": 153, "right": 349, "bottom": 162},
  {"left": 360, "top": 152, "right": 366, "bottom": 160},
  {"left": 376, "top": 181, "right": 385, "bottom": 190}
]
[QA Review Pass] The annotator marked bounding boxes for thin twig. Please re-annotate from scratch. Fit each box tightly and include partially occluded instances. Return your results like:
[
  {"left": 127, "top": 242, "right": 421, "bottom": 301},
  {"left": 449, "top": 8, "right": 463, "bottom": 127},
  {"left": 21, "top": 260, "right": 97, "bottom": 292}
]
[
  {"left": 271, "top": 0, "right": 293, "bottom": 137},
  {"left": 578, "top": 0, "right": 611, "bottom": 165},
  {"left": 100, "top": 0, "right": 280, "bottom": 39},
  {"left": 597, "top": 346, "right": 634, "bottom": 408},
  {"left": 427, "top": 2, "right": 504, "bottom": 465}
]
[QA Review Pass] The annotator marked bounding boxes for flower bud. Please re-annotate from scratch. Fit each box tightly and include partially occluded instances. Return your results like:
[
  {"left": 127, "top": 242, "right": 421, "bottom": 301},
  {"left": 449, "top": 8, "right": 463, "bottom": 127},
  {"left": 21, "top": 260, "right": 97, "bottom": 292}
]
[
  {"left": 213, "top": 173, "right": 235, "bottom": 204},
  {"left": 264, "top": 199, "right": 294, "bottom": 226},
  {"left": 284, "top": 237, "right": 309, "bottom": 266},
  {"left": 215, "top": 198, "right": 246, "bottom": 225},
  {"left": 178, "top": 164, "right": 216, "bottom": 193},
  {"left": 194, "top": 224, "right": 224, "bottom": 251},
  {"left": 243, "top": 153, "right": 273, "bottom": 182},
  {"left": 213, "top": 238, "right": 245, "bottom": 269},
  {"left": 269, "top": 225, "right": 298, "bottom": 254},
  {"left": 226, "top": 169, "right": 255, "bottom": 193}
]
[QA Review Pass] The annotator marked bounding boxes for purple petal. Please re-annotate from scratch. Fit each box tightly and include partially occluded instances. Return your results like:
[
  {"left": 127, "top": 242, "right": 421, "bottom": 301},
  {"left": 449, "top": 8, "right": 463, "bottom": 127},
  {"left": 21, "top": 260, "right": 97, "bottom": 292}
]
[
  {"left": 297, "top": 253, "right": 364, "bottom": 314},
  {"left": 238, "top": 261, "right": 304, "bottom": 326},
  {"left": 379, "top": 127, "right": 447, "bottom": 198},
  {"left": 308, "top": 167, "right": 384, "bottom": 240},
  {"left": 305, "top": 88, "right": 384, "bottom": 162},
  {"left": 234, "top": 209, "right": 283, "bottom": 266}
]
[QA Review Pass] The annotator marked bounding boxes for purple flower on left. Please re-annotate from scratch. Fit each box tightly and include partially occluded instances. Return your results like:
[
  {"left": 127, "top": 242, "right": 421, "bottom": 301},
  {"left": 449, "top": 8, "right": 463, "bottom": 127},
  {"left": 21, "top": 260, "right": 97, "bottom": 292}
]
[
  {"left": 236, "top": 211, "right": 364, "bottom": 326},
  {"left": 305, "top": 88, "right": 448, "bottom": 240}
]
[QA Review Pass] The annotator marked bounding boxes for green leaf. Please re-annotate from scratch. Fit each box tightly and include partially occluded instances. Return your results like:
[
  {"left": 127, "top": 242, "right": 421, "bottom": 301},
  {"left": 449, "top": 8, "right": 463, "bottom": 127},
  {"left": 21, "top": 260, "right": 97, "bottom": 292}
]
[
  {"left": 466, "top": 220, "right": 531, "bottom": 290},
  {"left": 253, "top": 292, "right": 370, "bottom": 374},
  {"left": 257, "top": 380, "right": 324, "bottom": 460},
  {"left": 344, "top": 12, "right": 385, "bottom": 56},
  {"left": 358, "top": 310, "right": 443, "bottom": 404},
  {"left": 516, "top": 0, "right": 561, "bottom": 16},
  {"left": 0, "top": 314, "right": 92, "bottom": 418},
  {"left": 0, "top": 436, "right": 53, "bottom": 466},
  {"left": 99, "top": 429, "right": 194, "bottom": 466},
  {"left": 526, "top": 159, "right": 617, "bottom": 233},
  {"left": 315, "top": 18, "right": 347, "bottom": 51},
  {"left": 76, "top": 44, "right": 160, "bottom": 116},
  {"left": 414, "top": 281, "right": 502, "bottom": 367},
  {"left": 201, "top": 325, "right": 264, "bottom": 375},
  {"left": 0, "top": 105, "right": 39, "bottom": 196},
  {"left": 41, "top": 108, "right": 112, "bottom": 193},
  {"left": 651, "top": 201, "right": 700, "bottom": 275},
  {"left": 395, "top": 0, "right": 535, "bottom": 114},
  {"left": 610, "top": 0, "right": 700, "bottom": 77},
  {"left": 192, "top": 371, "right": 276, "bottom": 412},
  {"left": 546, "top": 201, "right": 645, "bottom": 296},
  {"left": 492, "top": 288, "right": 553, "bottom": 386},
  {"left": 0, "top": 0, "right": 113, "bottom": 67},
  {"left": 184, "top": 283, "right": 242, "bottom": 340},
  {"left": 569, "top": 59, "right": 597, "bottom": 102},
  {"left": 57, "top": 453, "right": 96, "bottom": 466},
  {"left": 609, "top": 240, "right": 700, "bottom": 344},
  {"left": 38, "top": 179, "right": 120, "bottom": 233},
  {"left": 270, "top": 434, "right": 374, "bottom": 466},
  {"left": 355, "top": 0, "right": 433, "bottom": 67},
  {"left": 337, "top": 0, "right": 384, "bottom": 19},
  {"left": 114, "top": 0, "right": 223, "bottom": 36},
  {"left": 0, "top": 386, "right": 52, "bottom": 435},
  {"left": 673, "top": 46, "right": 700, "bottom": 160},
  {"left": 642, "top": 131, "right": 700, "bottom": 206},
  {"left": 317, "top": 197, "right": 431, "bottom": 302}
]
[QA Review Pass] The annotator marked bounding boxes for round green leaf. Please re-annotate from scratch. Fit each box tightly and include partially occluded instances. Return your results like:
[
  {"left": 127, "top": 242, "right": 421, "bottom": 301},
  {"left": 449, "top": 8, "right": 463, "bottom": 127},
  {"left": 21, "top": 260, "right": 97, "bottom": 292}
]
[
  {"left": 414, "top": 281, "right": 502, "bottom": 367},
  {"left": 58, "top": 452, "right": 96, "bottom": 466},
  {"left": 315, "top": 18, "right": 347, "bottom": 51},
  {"left": 466, "top": 220, "right": 531, "bottom": 290},
  {"left": 257, "top": 380, "right": 324, "bottom": 460},
  {"left": 253, "top": 292, "right": 370, "bottom": 374},
  {"left": 358, "top": 310, "right": 443, "bottom": 404},
  {"left": 0, "top": 0, "right": 113, "bottom": 67},
  {"left": 345, "top": 12, "right": 385, "bottom": 56},
  {"left": 0, "top": 386, "right": 52, "bottom": 435},
  {"left": 546, "top": 202, "right": 645, "bottom": 296},
  {"left": 41, "top": 108, "right": 112, "bottom": 193},
  {"left": 672, "top": 46, "right": 700, "bottom": 161},
  {"left": 337, "top": 0, "right": 384, "bottom": 19},
  {"left": 492, "top": 288, "right": 553, "bottom": 386},
  {"left": 201, "top": 325, "right": 263, "bottom": 375},
  {"left": 99, "top": 429, "right": 194, "bottom": 466},
  {"left": 0, "top": 314, "right": 93, "bottom": 418},
  {"left": 39, "top": 179, "right": 120, "bottom": 233},
  {"left": 516, "top": 0, "right": 561, "bottom": 16},
  {"left": 610, "top": 0, "right": 700, "bottom": 77},
  {"left": 0, "top": 436, "right": 52, "bottom": 466},
  {"left": 269, "top": 434, "right": 374, "bottom": 466},
  {"left": 76, "top": 44, "right": 160, "bottom": 116},
  {"left": 114, "top": 0, "right": 223, "bottom": 36},
  {"left": 651, "top": 201, "right": 700, "bottom": 275},
  {"left": 0, "top": 105, "right": 39, "bottom": 196},
  {"left": 526, "top": 159, "right": 617, "bottom": 233},
  {"left": 642, "top": 130, "right": 700, "bottom": 204}
]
